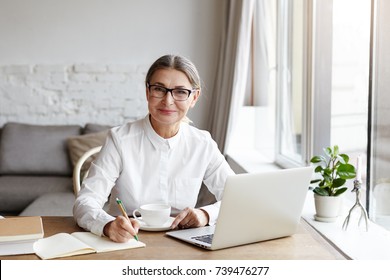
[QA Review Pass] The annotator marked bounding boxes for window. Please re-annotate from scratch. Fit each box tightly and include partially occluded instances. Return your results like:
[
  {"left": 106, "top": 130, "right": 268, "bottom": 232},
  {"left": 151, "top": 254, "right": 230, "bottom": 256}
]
[
  {"left": 275, "top": 0, "right": 385, "bottom": 230},
  {"left": 275, "top": 0, "right": 308, "bottom": 167},
  {"left": 369, "top": 0, "right": 390, "bottom": 230},
  {"left": 228, "top": 0, "right": 390, "bottom": 231},
  {"left": 330, "top": 0, "right": 371, "bottom": 204}
]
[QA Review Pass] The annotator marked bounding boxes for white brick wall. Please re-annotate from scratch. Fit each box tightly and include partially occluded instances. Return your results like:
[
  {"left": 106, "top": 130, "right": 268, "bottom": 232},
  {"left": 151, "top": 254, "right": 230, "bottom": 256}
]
[{"left": 0, "top": 63, "right": 149, "bottom": 126}]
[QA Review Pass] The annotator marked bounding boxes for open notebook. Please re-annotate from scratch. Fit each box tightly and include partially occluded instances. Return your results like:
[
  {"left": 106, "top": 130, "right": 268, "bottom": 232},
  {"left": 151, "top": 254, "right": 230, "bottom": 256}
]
[{"left": 33, "top": 232, "right": 145, "bottom": 259}]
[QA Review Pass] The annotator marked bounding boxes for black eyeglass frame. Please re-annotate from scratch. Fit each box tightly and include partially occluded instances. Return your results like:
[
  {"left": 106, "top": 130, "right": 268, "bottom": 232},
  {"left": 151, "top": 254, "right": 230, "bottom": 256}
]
[{"left": 147, "top": 83, "right": 195, "bottom": 101}]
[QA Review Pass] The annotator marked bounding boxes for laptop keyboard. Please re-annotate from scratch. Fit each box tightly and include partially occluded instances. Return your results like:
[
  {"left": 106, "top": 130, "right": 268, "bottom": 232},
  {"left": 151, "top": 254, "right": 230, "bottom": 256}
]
[{"left": 191, "top": 234, "right": 214, "bottom": 244}]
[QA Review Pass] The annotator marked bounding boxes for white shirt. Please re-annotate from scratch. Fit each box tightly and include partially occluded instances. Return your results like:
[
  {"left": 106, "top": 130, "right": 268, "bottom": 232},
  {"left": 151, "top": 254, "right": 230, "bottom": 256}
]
[{"left": 73, "top": 115, "right": 234, "bottom": 236}]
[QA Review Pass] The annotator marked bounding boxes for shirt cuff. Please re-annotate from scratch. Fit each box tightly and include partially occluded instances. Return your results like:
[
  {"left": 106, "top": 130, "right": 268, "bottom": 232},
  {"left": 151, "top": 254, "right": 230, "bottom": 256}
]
[
  {"left": 90, "top": 212, "right": 116, "bottom": 237},
  {"left": 200, "top": 201, "right": 221, "bottom": 226}
]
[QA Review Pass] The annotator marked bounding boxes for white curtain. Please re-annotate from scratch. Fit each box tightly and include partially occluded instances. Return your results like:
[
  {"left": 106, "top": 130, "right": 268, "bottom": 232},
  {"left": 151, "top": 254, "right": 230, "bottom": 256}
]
[{"left": 208, "top": 0, "right": 255, "bottom": 154}]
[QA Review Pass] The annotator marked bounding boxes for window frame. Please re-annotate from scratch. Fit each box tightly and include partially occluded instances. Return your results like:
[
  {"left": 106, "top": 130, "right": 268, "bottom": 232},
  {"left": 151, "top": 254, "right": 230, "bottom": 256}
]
[{"left": 275, "top": 0, "right": 333, "bottom": 168}]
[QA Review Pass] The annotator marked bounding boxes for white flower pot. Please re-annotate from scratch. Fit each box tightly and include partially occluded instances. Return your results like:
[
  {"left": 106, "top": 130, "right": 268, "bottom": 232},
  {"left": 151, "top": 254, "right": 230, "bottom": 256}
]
[{"left": 314, "top": 194, "right": 343, "bottom": 222}]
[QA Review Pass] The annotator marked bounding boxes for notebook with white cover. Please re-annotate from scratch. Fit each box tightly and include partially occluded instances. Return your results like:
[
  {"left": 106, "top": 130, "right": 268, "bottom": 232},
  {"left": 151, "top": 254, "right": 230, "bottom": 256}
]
[{"left": 166, "top": 167, "right": 313, "bottom": 250}]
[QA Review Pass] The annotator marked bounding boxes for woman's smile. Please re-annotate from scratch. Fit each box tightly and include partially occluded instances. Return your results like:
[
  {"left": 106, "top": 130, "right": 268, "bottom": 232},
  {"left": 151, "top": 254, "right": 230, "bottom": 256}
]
[{"left": 158, "top": 108, "right": 177, "bottom": 115}]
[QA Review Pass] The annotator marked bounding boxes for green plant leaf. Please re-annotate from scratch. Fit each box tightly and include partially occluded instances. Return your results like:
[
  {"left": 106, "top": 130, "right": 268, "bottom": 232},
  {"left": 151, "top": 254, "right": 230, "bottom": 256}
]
[
  {"left": 337, "top": 163, "right": 356, "bottom": 179},
  {"left": 334, "top": 187, "right": 348, "bottom": 196},
  {"left": 322, "top": 168, "right": 332, "bottom": 177},
  {"left": 339, "top": 153, "right": 349, "bottom": 164},
  {"left": 314, "top": 166, "right": 323, "bottom": 173},
  {"left": 332, "top": 178, "right": 346, "bottom": 188},
  {"left": 336, "top": 155, "right": 345, "bottom": 164},
  {"left": 324, "top": 147, "right": 332, "bottom": 157},
  {"left": 333, "top": 145, "right": 339, "bottom": 156},
  {"left": 311, "top": 156, "right": 324, "bottom": 163},
  {"left": 313, "top": 187, "right": 329, "bottom": 196},
  {"left": 310, "top": 179, "right": 321, "bottom": 184}
]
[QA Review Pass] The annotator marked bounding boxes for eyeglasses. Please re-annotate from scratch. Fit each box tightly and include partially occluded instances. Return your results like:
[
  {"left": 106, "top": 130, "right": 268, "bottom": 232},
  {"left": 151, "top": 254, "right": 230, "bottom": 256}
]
[{"left": 147, "top": 84, "right": 194, "bottom": 101}]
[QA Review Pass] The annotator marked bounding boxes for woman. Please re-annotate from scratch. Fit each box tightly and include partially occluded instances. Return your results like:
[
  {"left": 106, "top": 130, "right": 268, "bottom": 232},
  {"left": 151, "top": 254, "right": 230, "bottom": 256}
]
[{"left": 73, "top": 54, "right": 234, "bottom": 242}]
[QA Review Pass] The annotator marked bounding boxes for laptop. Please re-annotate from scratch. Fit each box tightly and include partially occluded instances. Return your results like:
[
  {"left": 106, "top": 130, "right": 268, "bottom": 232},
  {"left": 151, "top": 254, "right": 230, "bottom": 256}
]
[{"left": 166, "top": 166, "right": 313, "bottom": 250}]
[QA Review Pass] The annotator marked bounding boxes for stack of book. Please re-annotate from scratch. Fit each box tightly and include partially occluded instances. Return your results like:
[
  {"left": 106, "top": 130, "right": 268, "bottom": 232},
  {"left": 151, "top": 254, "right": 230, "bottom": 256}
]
[{"left": 0, "top": 216, "right": 44, "bottom": 256}]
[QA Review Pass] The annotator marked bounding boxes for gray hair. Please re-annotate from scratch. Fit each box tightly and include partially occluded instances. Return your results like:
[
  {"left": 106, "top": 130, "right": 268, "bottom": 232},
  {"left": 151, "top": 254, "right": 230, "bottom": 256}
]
[{"left": 145, "top": 55, "right": 201, "bottom": 90}]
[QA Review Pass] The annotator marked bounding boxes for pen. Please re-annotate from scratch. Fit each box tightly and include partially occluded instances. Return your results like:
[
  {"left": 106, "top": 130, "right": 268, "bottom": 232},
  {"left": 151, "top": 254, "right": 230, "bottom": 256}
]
[{"left": 116, "top": 198, "right": 139, "bottom": 241}]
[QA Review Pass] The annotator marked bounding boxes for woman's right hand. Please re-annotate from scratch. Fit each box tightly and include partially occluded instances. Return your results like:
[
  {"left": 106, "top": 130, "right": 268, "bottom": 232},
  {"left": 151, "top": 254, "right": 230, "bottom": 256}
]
[{"left": 103, "top": 216, "right": 139, "bottom": 243}]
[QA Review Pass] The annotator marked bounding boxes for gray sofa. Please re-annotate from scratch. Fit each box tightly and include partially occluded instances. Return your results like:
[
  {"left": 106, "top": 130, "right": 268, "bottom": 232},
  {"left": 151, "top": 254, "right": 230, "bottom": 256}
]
[
  {"left": 0, "top": 122, "right": 216, "bottom": 217},
  {"left": 0, "top": 122, "right": 109, "bottom": 216}
]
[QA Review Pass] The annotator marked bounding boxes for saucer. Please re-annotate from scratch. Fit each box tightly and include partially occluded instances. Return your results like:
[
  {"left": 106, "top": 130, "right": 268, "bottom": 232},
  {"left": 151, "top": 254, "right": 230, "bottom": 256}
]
[{"left": 137, "top": 217, "right": 174, "bottom": 231}]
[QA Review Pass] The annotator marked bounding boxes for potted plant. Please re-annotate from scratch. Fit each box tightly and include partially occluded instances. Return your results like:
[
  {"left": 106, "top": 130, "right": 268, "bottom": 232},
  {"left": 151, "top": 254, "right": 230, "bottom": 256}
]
[{"left": 310, "top": 145, "right": 356, "bottom": 222}]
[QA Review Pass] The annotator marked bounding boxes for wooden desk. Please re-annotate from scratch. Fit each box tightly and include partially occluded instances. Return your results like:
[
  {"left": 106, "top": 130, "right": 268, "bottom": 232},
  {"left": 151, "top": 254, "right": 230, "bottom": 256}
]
[{"left": 1, "top": 216, "right": 346, "bottom": 260}]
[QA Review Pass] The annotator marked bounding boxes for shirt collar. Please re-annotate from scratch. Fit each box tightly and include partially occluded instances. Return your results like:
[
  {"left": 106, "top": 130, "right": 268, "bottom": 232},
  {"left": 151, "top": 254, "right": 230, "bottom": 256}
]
[{"left": 143, "top": 115, "right": 182, "bottom": 150}]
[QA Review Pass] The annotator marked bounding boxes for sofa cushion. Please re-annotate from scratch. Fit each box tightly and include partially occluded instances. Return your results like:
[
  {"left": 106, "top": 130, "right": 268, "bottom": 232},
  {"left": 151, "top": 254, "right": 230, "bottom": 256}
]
[
  {"left": 67, "top": 130, "right": 108, "bottom": 175},
  {"left": 83, "top": 123, "right": 112, "bottom": 134},
  {"left": 0, "top": 176, "right": 73, "bottom": 214},
  {"left": 19, "top": 192, "right": 75, "bottom": 216},
  {"left": 0, "top": 123, "right": 82, "bottom": 175}
]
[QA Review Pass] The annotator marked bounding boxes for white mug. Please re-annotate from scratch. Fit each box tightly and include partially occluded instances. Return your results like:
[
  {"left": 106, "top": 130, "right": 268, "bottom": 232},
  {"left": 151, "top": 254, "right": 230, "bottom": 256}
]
[{"left": 132, "top": 204, "right": 171, "bottom": 226}]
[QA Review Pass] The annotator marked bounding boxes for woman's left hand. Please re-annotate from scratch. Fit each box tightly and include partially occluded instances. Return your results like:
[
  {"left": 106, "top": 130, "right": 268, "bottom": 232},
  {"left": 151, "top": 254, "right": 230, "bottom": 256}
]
[{"left": 171, "top": 207, "right": 209, "bottom": 229}]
